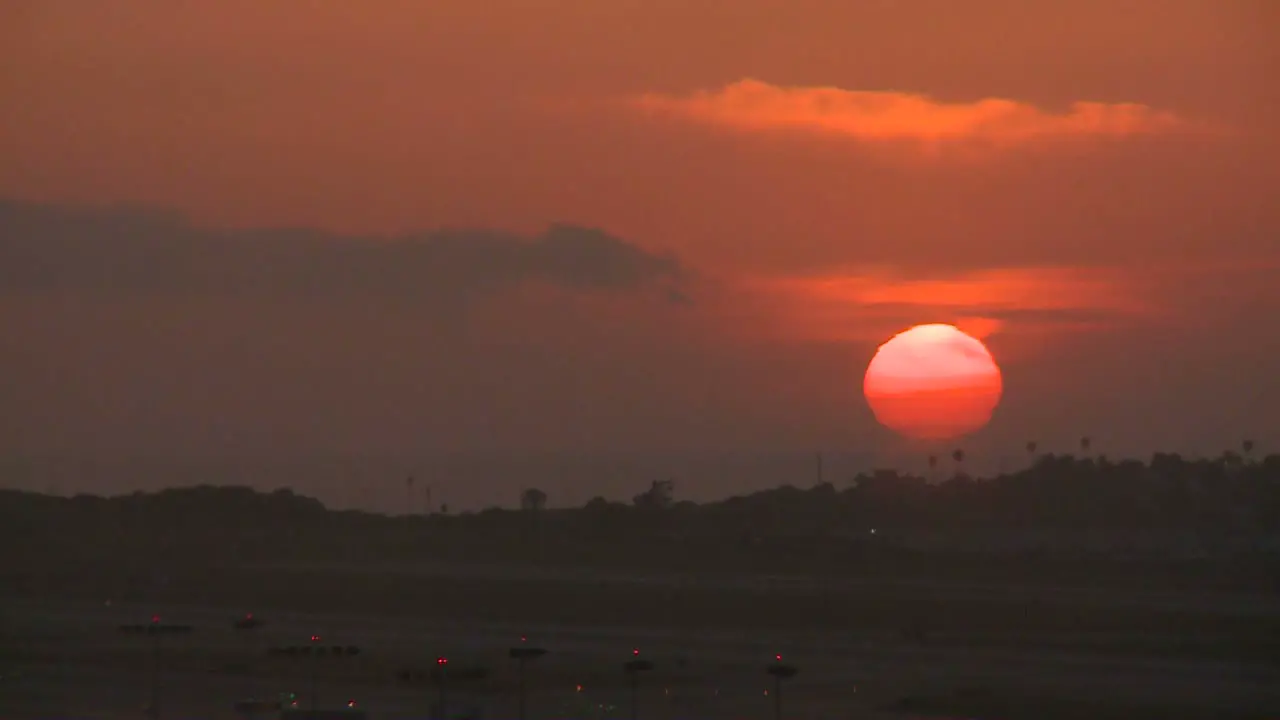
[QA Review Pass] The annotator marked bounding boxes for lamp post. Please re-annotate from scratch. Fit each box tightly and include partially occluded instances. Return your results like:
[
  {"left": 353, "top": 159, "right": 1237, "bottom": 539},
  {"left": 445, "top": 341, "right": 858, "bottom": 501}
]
[
  {"left": 118, "top": 614, "right": 193, "bottom": 719},
  {"left": 622, "top": 648, "right": 654, "bottom": 720},
  {"left": 232, "top": 612, "right": 264, "bottom": 701},
  {"left": 765, "top": 654, "right": 798, "bottom": 720},
  {"left": 435, "top": 656, "right": 449, "bottom": 720},
  {"left": 509, "top": 635, "right": 548, "bottom": 720}
]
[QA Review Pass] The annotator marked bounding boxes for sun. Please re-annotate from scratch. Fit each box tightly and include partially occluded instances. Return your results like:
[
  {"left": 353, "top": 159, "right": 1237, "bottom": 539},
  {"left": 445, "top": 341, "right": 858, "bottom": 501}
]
[{"left": 863, "top": 323, "right": 1003, "bottom": 440}]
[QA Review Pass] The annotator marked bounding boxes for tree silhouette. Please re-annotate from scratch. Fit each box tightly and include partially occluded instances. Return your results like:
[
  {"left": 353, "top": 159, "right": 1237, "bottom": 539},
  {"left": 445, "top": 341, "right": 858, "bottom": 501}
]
[
  {"left": 520, "top": 488, "right": 547, "bottom": 513},
  {"left": 1243, "top": 439, "right": 1255, "bottom": 464},
  {"left": 951, "top": 449, "right": 966, "bottom": 478},
  {"left": 633, "top": 480, "right": 674, "bottom": 509},
  {"left": 1080, "top": 436, "right": 1092, "bottom": 457},
  {"left": 6, "top": 452, "right": 1280, "bottom": 579}
]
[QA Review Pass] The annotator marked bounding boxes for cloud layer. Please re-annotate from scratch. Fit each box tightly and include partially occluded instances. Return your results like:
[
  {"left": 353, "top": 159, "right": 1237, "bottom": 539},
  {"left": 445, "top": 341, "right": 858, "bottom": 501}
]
[
  {"left": 631, "top": 79, "right": 1185, "bottom": 145},
  {"left": 708, "top": 266, "right": 1148, "bottom": 346},
  {"left": 0, "top": 200, "right": 684, "bottom": 302}
]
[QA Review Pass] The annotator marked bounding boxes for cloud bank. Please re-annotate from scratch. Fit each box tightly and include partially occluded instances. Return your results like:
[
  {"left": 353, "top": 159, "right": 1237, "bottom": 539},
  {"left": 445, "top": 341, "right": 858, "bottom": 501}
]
[
  {"left": 0, "top": 200, "right": 684, "bottom": 302},
  {"left": 631, "top": 79, "right": 1185, "bottom": 145},
  {"left": 711, "top": 266, "right": 1149, "bottom": 345}
]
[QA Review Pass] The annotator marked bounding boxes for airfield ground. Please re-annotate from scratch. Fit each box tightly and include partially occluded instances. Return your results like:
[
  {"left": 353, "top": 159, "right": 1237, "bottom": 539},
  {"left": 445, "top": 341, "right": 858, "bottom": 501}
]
[{"left": 2, "top": 561, "right": 1277, "bottom": 719}]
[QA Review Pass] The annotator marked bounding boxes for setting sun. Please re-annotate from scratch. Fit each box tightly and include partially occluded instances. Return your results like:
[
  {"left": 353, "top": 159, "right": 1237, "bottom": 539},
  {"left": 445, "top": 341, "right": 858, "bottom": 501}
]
[{"left": 863, "top": 324, "right": 1003, "bottom": 440}]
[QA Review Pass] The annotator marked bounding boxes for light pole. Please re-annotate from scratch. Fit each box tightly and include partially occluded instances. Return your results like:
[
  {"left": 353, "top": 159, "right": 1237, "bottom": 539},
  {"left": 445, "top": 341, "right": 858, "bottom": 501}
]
[
  {"left": 232, "top": 612, "right": 264, "bottom": 701},
  {"left": 622, "top": 648, "right": 654, "bottom": 720},
  {"left": 766, "top": 654, "right": 798, "bottom": 720},
  {"left": 118, "top": 614, "right": 192, "bottom": 719},
  {"left": 435, "top": 656, "right": 448, "bottom": 720},
  {"left": 509, "top": 636, "right": 548, "bottom": 720}
]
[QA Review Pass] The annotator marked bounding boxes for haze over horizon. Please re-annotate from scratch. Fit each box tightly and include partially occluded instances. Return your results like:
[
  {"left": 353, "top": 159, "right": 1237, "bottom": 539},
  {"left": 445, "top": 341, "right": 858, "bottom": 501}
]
[{"left": 2, "top": 2, "right": 1277, "bottom": 509}]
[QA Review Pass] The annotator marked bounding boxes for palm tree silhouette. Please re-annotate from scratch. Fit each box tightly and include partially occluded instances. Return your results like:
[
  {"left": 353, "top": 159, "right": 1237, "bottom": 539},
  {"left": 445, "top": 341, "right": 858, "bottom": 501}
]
[
  {"left": 1243, "top": 439, "right": 1255, "bottom": 464},
  {"left": 1026, "top": 441, "right": 1038, "bottom": 467},
  {"left": 1080, "top": 436, "right": 1092, "bottom": 458},
  {"left": 951, "top": 449, "right": 965, "bottom": 478}
]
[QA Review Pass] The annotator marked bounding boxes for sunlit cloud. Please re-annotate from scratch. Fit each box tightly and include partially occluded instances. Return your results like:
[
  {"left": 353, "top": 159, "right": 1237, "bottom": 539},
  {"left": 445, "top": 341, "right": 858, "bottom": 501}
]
[
  {"left": 702, "top": 266, "right": 1150, "bottom": 345},
  {"left": 630, "top": 79, "right": 1186, "bottom": 145}
]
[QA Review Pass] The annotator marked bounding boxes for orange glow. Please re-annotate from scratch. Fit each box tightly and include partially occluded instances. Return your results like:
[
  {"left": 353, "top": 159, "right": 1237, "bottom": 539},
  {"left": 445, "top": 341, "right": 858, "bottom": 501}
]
[
  {"left": 709, "top": 267, "right": 1146, "bottom": 346},
  {"left": 631, "top": 79, "right": 1186, "bottom": 145},
  {"left": 863, "top": 324, "right": 1002, "bottom": 440}
]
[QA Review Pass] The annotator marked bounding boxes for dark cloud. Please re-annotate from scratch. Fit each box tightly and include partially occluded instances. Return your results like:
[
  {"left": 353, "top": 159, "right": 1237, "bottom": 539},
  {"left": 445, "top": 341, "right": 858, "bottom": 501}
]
[{"left": 0, "top": 199, "right": 683, "bottom": 301}]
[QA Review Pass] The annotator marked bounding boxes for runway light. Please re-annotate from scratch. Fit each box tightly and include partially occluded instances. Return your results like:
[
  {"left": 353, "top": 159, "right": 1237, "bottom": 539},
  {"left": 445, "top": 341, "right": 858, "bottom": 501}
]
[
  {"left": 576, "top": 684, "right": 583, "bottom": 692},
  {"left": 633, "top": 648, "right": 640, "bottom": 656},
  {"left": 310, "top": 635, "right": 321, "bottom": 642},
  {"left": 437, "top": 656, "right": 448, "bottom": 665},
  {"left": 347, "top": 700, "right": 357, "bottom": 708},
  {"left": 151, "top": 615, "right": 160, "bottom": 624}
]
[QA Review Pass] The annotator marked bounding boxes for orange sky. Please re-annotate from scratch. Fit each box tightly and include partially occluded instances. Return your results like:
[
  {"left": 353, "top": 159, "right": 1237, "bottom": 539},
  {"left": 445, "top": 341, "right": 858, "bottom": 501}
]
[{"left": 1, "top": 1, "right": 1277, "bottom": 505}]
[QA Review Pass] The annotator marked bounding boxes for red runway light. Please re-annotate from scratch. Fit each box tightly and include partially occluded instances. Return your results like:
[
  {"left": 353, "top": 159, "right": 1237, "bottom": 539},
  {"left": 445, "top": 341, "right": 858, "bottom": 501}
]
[
  {"left": 633, "top": 648, "right": 639, "bottom": 656},
  {"left": 310, "top": 635, "right": 321, "bottom": 642},
  {"left": 150, "top": 615, "right": 160, "bottom": 624},
  {"left": 437, "top": 656, "right": 448, "bottom": 665}
]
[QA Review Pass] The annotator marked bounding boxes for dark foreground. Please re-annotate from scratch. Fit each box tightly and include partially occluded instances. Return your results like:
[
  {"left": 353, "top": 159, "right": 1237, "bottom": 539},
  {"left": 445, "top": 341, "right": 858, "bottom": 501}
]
[{"left": 2, "top": 561, "right": 1278, "bottom": 719}]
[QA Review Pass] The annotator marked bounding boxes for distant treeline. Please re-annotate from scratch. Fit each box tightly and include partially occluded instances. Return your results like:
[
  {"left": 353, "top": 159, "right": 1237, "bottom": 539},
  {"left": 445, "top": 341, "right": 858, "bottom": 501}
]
[{"left": 3, "top": 452, "right": 1279, "bottom": 579}]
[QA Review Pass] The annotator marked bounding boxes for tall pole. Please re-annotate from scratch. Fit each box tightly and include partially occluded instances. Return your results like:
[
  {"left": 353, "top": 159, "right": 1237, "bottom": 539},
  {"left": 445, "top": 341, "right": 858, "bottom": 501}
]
[
  {"left": 149, "top": 632, "right": 159, "bottom": 720},
  {"left": 774, "top": 674, "right": 782, "bottom": 720},
  {"left": 308, "top": 634, "right": 322, "bottom": 712},
  {"left": 517, "top": 657, "right": 527, "bottom": 720},
  {"left": 438, "top": 675, "right": 446, "bottom": 720},
  {"left": 630, "top": 670, "right": 638, "bottom": 720},
  {"left": 510, "top": 640, "right": 547, "bottom": 720}
]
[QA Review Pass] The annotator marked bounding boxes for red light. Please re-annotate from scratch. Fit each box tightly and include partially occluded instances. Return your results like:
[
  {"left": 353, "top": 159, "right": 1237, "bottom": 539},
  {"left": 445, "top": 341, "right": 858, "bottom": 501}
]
[
  {"left": 776, "top": 654, "right": 782, "bottom": 661},
  {"left": 520, "top": 635, "right": 527, "bottom": 643},
  {"left": 437, "top": 657, "right": 447, "bottom": 665},
  {"left": 633, "top": 648, "right": 639, "bottom": 656},
  {"left": 310, "top": 635, "right": 321, "bottom": 642},
  {"left": 150, "top": 615, "right": 160, "bottom": 624},
  {"left": 347, "top": 700, "right": 356, "bottom": 708},
  {"left": 245, "top": 613, "right": 253, "bottom": 620}
]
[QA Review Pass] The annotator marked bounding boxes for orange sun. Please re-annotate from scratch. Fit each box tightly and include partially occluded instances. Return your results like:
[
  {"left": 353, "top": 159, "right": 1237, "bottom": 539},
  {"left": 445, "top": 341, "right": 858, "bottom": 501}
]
[{"left": 863, "top": 323, "right": 1003, "bottom": 440}]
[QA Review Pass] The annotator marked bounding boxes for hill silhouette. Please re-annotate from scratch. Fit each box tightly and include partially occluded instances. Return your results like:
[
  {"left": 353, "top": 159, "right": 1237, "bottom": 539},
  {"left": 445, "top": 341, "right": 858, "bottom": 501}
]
[{"left": 4, "top": 452, "right": 1277, "bottom": 594}]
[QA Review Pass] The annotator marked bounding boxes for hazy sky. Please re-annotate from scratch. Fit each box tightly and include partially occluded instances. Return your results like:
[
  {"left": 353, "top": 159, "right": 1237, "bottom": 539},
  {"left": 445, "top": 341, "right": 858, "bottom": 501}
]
[{"left": 2, "top": 1, "right": 1277, "bottom": 507}]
